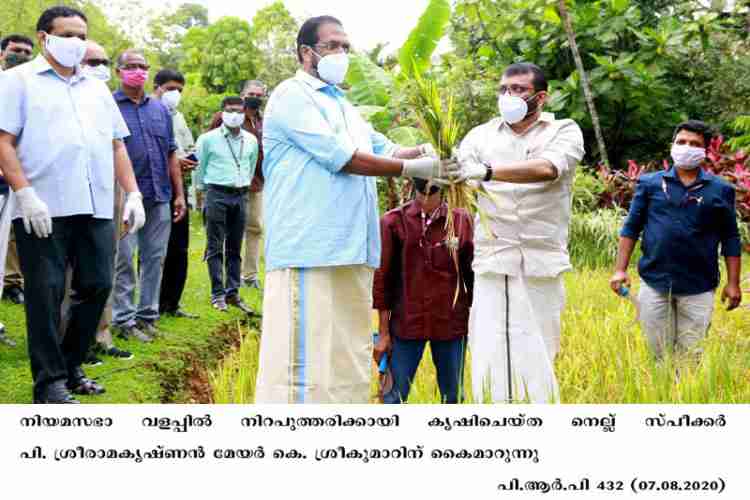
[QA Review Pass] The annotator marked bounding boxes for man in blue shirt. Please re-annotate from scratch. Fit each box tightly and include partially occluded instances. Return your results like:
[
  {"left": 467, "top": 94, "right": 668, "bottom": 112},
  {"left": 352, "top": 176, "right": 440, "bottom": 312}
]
[
  {"left": 0, "top": 6, "right": 145, "bottom": 403},
  {"left": 254, "top": 15, "right": 456, "bottom": 403},
  {"left": 111, "top": 50, "right": 186, "bottom": 343},
  {"left": 610, "top": 120, "right": 742, "bottom": 359}
]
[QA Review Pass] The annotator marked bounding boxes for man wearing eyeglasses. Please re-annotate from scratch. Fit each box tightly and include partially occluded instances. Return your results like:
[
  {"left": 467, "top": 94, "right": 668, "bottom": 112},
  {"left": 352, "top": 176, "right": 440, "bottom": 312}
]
[
  {"left": 451, "top": 62, "right": 584, "bottom": 404},
  {"left": 0, "top": 6, "right": 144, "bottom": 402},
  {"left": 111, "top": 49, "right": 186, "bottom": 343},
  {"left": 610, "top": 120, "right": 742, "bottom": 360},
  {"left": 58, "top": 39, "right": 135, "bottom": 363},
  {"left": 254, "top": 15, "right": 455, "bottom": 404}
]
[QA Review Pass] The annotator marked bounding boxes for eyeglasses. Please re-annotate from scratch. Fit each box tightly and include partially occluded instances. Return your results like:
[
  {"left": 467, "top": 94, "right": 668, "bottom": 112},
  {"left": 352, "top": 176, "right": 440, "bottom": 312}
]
[
  {"left": 498, "top": 84, "right": 535, "bottom": 96},
  {"left": 84, "top": 58, "right": 110, "bottom": 67},
  {"left": 119, "top": 63, "right": 150, "bottom": 71},
  {"left": 314, "top": 41, "right": 351, "bottom": 53}
]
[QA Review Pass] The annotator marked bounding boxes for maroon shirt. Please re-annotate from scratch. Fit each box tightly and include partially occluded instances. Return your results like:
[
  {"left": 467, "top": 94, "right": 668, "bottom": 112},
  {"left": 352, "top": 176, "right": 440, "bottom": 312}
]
[
  {"left": 373, "top": 200, "right": 474, "bottom": 342},
  {"left": 209, "top": 110, "right": 264, "bottom": 192}
]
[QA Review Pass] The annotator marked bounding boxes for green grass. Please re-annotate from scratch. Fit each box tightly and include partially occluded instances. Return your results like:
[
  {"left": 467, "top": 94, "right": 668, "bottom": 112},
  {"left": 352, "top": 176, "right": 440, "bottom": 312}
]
[
  {"left": 3, "top": 212, "right": 748, "bottom": 404},
  {"left": 0, "top": 212, "right": 260, "bottom": 404},
  {"left": 208, "top": 262, "right": 750, "bottom": 404}
]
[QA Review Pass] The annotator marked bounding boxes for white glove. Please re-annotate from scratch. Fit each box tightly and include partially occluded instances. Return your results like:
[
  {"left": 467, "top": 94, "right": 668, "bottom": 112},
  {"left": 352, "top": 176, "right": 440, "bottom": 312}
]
[
  {"left": 15, "top": 187, "right": 52, "bottom": 238},
  {"left": 402, "top": 157, "right": 457, "bottom": 181},
  {"left": 453, "top": 160, "right": 489, "bottom": 183},
  {"left": 122, "top": 191, "right": 146, "bottom": 234},
  {"left": 418, "top": 143, "right": 438, "bottom": 159}
]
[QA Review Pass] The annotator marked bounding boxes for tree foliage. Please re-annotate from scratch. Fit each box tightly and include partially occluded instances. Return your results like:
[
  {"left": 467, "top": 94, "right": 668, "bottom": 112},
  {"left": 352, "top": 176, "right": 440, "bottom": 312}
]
[
  {"left": 249, "top": 1, "right": 299, "bottom": 90},
  {"left": 180, "top": 17, "right": 259, "bottom": 94},
  {"left": 445, "top": 0, "right": 750, "bottom": 166}
]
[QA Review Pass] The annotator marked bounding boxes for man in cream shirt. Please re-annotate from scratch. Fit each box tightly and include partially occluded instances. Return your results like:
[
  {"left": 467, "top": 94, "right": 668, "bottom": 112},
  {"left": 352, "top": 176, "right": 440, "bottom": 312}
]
[{"left": 454, "top": 62, "right": 584, "bottom": 403}]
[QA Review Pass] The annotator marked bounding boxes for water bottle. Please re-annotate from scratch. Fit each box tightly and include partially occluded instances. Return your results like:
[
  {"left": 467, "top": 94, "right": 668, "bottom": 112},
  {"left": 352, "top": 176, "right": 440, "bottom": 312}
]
[
  {"left": 372, "top": 332, "right": 389, "bottom": 373},
  {"left": 617, "top": 285, "right": 641, "bottom": 320}
]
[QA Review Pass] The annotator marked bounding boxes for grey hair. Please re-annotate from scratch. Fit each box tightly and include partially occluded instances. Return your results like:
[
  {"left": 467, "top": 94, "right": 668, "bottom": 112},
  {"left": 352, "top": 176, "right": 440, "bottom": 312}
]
[{"left": 242, "top": 79, "right": 267, "bottom": 93}]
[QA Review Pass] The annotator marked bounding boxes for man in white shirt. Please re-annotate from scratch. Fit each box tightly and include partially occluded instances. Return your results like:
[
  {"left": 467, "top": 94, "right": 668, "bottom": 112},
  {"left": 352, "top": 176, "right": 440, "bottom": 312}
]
[{"left": 453, "top": 63, "right": 584, "bottom": 403}]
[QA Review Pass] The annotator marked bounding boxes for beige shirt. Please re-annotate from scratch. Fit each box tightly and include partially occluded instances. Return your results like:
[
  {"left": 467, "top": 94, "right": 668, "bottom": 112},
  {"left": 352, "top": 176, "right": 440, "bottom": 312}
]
[
  {"left": 172, "top": 110, "right": 195, "bottom": 156},
  {"left": 458, "top": 112, "right": 585, "bottom": 278}
]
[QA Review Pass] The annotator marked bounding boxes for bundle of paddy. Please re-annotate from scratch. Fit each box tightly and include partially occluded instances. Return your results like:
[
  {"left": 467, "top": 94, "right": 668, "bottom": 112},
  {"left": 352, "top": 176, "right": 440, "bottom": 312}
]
[{"left": 410, "top": 70, "right": 499, "bottom": 304}]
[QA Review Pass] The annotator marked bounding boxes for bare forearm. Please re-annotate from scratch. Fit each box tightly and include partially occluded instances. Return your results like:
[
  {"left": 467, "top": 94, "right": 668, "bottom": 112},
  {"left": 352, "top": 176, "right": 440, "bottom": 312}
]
[
  {"left": 0, "top": 136, "right": 30, "bottom": 191},
  {"left": 168, "top": 153, "right": 185, "bottom": 199},
  {"left": 113, "top": 141, "right": 138, "bottom": 193},
  {"left": 342, "top": 151, "right": 404, "bottom": 177},
  {"left": 490, "top": 159, "right": 557, "bottom": 183},
  {"left": 725, "top": 256, "right": 741, "bottom": 286},
  {"left": 615, "top": 237, "right": 637, "bottom": 272},
  {"left": 378, "top": 309, "right": 391, "bottom": 335}
]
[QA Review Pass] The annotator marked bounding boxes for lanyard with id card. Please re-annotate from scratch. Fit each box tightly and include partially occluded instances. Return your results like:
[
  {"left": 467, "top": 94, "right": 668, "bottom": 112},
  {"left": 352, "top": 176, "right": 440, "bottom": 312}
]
[{"left": 224, "top": 133, "right": 245, "bottom": 187}]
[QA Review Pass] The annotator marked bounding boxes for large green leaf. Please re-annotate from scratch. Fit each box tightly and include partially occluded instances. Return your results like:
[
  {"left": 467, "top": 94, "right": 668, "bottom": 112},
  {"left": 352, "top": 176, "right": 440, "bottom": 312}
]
[
  {"left": 387, "top": 126, "right": 426, "bottom": 147},
  {"left": 398, "top": 0, "right": 451, "bottom": 78},
  {"left": 346, "top": 54, "right": 394, "bottom": 106}
]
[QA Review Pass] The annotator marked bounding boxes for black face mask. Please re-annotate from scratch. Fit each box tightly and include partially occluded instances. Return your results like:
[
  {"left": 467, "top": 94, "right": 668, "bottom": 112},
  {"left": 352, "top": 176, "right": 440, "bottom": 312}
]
[
  {"left": 244, "top": 96, "right": 263, "bottom": 110},
  {"left": 524, "top": 92, "right": 541, "bottom": 119}
]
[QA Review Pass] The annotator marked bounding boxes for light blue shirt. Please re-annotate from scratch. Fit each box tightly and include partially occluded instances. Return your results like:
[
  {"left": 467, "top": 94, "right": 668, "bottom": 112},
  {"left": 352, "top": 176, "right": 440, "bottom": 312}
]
[
  {"left": 0, "top": 55, "right": 129, "bottom": 220},
  {"left": 194, "top": 125, "right": 258, "bottom": 190},
  {"left": 262, "top": 70, "right": 398, "bottom": 271}
]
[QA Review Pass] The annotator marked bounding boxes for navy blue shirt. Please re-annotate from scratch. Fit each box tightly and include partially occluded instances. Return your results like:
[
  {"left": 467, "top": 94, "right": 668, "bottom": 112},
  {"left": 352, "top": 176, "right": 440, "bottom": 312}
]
[
  {"left": 0, "top": 176, "right": 8, "bottom": 196},
  {"left": 621, "top": 167, "right": 741, "bottom": 295},
  {"left": 113, "top": 90, "right": 176, "bottom": 202}
]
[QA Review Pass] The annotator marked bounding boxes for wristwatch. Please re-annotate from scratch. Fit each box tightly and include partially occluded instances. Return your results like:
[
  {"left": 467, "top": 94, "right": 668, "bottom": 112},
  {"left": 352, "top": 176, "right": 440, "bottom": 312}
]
[{"left": 483, "top": 165, "right": 493, "bottom": 182}]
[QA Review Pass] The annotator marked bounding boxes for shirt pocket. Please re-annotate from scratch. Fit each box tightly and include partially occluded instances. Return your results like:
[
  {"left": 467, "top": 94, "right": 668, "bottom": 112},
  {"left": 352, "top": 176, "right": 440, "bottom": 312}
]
[{"left": 430, "top": 244, "right": 457, "bottom": 273}]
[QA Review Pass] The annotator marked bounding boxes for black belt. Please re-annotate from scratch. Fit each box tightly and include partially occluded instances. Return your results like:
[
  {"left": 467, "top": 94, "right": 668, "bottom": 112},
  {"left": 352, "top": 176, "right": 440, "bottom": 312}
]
[{"left": 207, "top": 184, "right": 249, "bottom": 195}]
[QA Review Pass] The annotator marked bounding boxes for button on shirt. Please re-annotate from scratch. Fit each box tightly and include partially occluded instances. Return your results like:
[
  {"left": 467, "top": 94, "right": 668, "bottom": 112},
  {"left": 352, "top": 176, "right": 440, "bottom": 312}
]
[
  {"left": 373, "top": 201, "right": 474, "bottom": 342},
  {"left": 194, "top": 125, "right": 258, "bottom": 189},
  {"left": 457, "top": 113, "right": 585, "bottom": 278},
  {"left": 620, "top": 167, "right": 741, "bottom": 295},
  {"left": 262, "top": 70, "right": 398, "bottom": 272},
  {"left": 113, "top": 90, "right": 176, "bottom": 203},
  {"left": 0, "top": 56, "right": 130, "bottom": 219}
]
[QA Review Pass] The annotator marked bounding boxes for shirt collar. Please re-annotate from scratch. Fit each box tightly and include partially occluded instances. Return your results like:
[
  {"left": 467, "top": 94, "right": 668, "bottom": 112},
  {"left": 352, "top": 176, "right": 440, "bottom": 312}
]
[
  {"left": 113, "top": 89, "right": 151, "bottom": 104},
  {"left": 405, "top": 199, "right": 448, "bottom": 219},
  {"left": 31, "top": 54, "right": 84, "bottom": 83},
  {"left": 222, "top": 124, "right": 244, "bottom": 139},
  {"left": 294, "top": 69, "right": 344, "bottom": 96},
  {"left": 664, "top": 166, "right": 711, "bottom": 183}
]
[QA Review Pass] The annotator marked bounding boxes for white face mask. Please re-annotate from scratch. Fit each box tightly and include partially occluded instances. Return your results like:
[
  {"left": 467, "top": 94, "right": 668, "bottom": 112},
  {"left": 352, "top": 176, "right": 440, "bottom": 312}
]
[
  {"left": 498, "top": 94, "right": 528, "bottom": 125},
  {"left": 311, "top": 48, "right": 349, "bottom": 85},
  {"left": 222, "top": 111, "right": 244, "bottom": 128},
  {"left": 671, "top": 144, "right": 706, "bottom": 170},
  {"left": 44, "top": 33, "right": 86, "bottom": 68},
  {"left": 161, "top": 90, "right": 181, "bottom": 113},
  {"left": 82, "top": 64, "right": 110, "bottom": 82}
]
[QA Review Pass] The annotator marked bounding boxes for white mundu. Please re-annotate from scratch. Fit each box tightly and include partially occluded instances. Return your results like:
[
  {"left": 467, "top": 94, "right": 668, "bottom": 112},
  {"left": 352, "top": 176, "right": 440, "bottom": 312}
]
[{"left": 458, "top": 111, "right": 584, "bottom": 403}]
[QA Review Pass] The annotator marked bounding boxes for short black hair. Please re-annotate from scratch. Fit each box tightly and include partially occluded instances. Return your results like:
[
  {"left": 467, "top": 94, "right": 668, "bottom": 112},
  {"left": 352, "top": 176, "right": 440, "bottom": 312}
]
[
  {"left": 221, "top": 96, "right": 244, "bottom": 109},
  {"left": 154, "top": 69, "right": 185, "bottom": 87},
  {"left": 503, "top": 62, "right": 548, "bottom": 92},
  {"left": 36, "top": 6, "right": 88, "bottom": 34},
  {"left": 1, "top": 34, "right": 34, "bottom": 52},
  {"left": 296, "top": 15, "right": 343, "bottom": 63},
  {"left": 672, "top": 120, "right": 713, "bottom": 148}
]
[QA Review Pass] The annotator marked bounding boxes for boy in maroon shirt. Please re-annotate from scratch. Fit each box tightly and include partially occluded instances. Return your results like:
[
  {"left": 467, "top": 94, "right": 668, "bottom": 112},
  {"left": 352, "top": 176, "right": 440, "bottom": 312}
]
[{"left": 373, "top": 178, "right": 474, "bottom": 403}]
